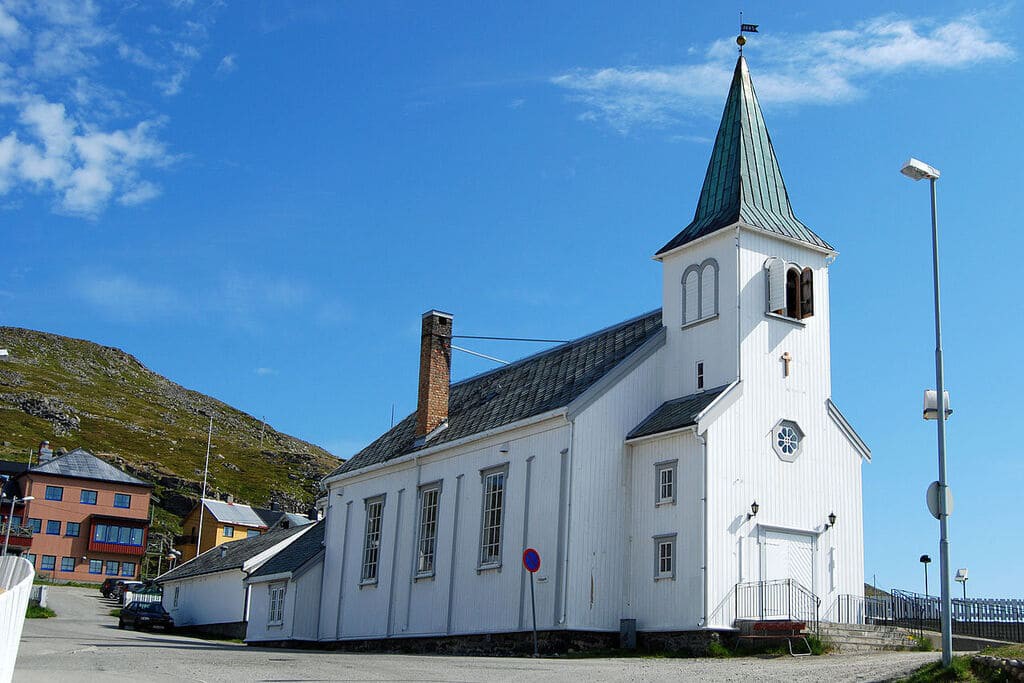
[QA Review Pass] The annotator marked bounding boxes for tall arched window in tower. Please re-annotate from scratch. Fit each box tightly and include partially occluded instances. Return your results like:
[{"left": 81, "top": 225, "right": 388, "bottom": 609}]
[
  {"left": 682, "top": 258, "right": 719, "bottom": 325},
  {"left": 765, "top": 258, "right": 814, "bottom": 320}
]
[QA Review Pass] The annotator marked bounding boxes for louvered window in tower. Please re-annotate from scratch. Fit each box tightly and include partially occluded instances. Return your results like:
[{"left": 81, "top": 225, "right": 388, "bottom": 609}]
[
  {"left": 765, "top": 258, "right": 814, "bottom": 320},
  {"left": 681, "top": 258, "right": 719, "bottom": 326}
]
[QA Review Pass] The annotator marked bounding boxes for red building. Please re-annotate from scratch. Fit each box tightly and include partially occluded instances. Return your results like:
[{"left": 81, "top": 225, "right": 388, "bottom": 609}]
[{"left": 2, "top": 448, "right": 152, "bottom": 582}]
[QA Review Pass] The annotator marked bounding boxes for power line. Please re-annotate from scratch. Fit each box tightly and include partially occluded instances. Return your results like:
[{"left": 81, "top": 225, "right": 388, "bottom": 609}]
[
  {"left": 451, "top": 345, "right": 510, "bottom": 365},
  {"left": 451, "top": 335, "right": 568, "bottom": 344}
]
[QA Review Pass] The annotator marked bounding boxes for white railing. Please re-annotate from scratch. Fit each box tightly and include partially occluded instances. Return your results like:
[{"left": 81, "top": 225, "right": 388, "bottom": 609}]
[{"left": 0, "top": 556, "right": 35, "bottom": 683}]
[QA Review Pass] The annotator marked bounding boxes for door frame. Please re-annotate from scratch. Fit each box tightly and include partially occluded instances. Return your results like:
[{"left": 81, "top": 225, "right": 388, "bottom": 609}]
[{"left": 756, "top": 523, "right": 821, "bottom": 597}]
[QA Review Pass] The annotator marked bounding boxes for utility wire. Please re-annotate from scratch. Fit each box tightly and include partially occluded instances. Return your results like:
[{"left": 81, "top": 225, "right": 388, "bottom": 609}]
[
  {"left": 451, "top": 335, "right": 568, "bottom": 344},
  {"left": 451, "top": 345, "right": 510, "bottom": 365}
]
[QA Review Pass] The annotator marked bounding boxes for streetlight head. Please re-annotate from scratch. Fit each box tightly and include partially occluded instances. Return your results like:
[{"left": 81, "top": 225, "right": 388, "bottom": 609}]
[
  {"left": 20, "top": 496, "right": 34, "bottom": 502},
  {"left": 920, "top": 554, "right": 932, "bottom": 564},
  {"left": 828, "top": 511, "right": 837, "bottom": 528},
  {"left": 955, "top": 568, "right": 968, "bottom": 581},
  {"left": 901, "top": 158, "right": 941, "bottom": 181}
]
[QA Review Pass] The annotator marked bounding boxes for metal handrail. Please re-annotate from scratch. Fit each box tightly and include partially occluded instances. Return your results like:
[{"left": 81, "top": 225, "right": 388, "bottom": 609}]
[{"left": 734, "top": 579, "right": 820, "bottom": 633}]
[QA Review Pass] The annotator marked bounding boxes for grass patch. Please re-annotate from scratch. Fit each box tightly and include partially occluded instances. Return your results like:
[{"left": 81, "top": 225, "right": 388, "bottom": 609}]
[
  {"left": 109, "top": 609, "right": 121, "bottom": 618},
  {"left": 707, "top": 641, "right": 732, "bottom": 658},
  {"left": 980, "top": 643, "right": 1024, "bottom": 659},
  {"left": 33, "top": 577, "right": 102, "bottom": 588},
  {"left": 25, "top": 605, "right": 56, "bottom": 619},
  {"left": 912, "top": 635, "right": 935, "bottom": 652}
]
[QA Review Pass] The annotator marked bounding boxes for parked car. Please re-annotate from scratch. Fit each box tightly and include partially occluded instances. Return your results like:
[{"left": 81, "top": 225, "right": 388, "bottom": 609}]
[
  {"left": 108, "top": 580, "right": 128, "bottom": 601},
  {"left": 118, "top": 601, "right": 174, "bottom": 631},
  {"left": 100, "top": 578, "right": 119, "bottom": 597},
  {"left": 118, "top": 581, "right": 146, "bottom": 605}
]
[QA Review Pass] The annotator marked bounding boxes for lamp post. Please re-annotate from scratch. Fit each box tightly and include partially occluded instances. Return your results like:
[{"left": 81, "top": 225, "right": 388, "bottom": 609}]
[
  {"left": 920, "top": 554, "right": 931, "bottom": 597},
  {"left": 955, "top": 568, "right": 968, "bottom": 600},
  {"left": 3, "top": 495, "right": 35, "bottom": 555},
  {"left": 902, "top": 157, "right": 953, "bottom": 667}
]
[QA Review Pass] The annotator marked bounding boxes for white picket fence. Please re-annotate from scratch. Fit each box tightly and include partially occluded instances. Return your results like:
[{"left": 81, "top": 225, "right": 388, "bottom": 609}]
[{"left": 0, "top": 556, "right": 34, "bottom": 683}]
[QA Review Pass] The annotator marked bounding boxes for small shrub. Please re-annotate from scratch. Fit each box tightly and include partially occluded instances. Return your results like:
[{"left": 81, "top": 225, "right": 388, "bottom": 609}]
[
  {"left": 26, "top": 605, "right": 56, "bottom": 619},
  {"left": 806, "top": 634, "right": 832, "bottom": 656},
  {"left": 707, "top": 641, "right": 732, "bottom": 658},
  {"left": 912, "top": 635, "right": 934, "bottom": 652}
]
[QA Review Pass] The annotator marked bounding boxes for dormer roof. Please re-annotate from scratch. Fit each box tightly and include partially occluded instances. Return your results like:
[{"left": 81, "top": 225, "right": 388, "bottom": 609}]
[{"left": 656, "top": 56, "right": 832, "bottom": 256}]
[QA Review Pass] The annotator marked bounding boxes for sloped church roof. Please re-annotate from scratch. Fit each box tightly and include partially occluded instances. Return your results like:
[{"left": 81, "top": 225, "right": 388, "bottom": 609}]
[{"left": 656, "top": 56, "right": 832, "bottom": 255}]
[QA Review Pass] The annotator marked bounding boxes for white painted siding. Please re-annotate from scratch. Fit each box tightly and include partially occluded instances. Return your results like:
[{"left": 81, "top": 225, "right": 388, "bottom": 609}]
[
  {"left": 626, "top": 431, "right": 704, "bottom": 630},
  {"left": 319, "top": 419, "right": 570, "bottom": 640},
  {"left": 162, "top": 570, "right": 247, "bottom": 627}
]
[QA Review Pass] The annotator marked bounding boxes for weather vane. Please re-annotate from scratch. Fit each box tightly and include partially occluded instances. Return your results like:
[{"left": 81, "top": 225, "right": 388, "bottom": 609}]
[{"left": 737, "top": 12, "right": 758, "bottom": 54}]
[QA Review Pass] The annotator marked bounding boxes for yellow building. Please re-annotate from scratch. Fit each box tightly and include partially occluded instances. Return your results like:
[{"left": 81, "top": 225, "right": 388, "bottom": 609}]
[{"left": 176, "top": 498, "right": 268, "bottom": 560}]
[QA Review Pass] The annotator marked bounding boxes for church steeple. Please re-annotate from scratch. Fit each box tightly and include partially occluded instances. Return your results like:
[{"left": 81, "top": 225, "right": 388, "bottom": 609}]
[{"left": 656, "top": 56, "right": 832, "bottom": 256}]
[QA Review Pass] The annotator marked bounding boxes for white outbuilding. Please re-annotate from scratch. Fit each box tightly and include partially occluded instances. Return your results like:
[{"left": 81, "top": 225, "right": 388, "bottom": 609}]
[{"left": 315, "top": 53, "right": 870, "bottom": 652}]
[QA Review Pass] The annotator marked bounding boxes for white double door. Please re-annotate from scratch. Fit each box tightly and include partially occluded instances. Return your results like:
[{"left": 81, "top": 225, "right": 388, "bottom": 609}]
[{"left": 760, "top": 529, "right": 815, "bottom": 593}]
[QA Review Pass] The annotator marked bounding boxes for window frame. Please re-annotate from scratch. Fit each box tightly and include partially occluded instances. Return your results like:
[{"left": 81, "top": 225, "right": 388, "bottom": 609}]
[
  {"left": 654, "top": 460, "right": 678, "bottom": 506},
  {"left": 223, "top": 525, "right": 234, "bottom": 538},
  {"left": 44, "top": 485, "right": 63, "bottom": 501},
  {"left": 88, "top": 559, "right": 102, "bottom": 574},
  {"left": 113, "top": 493, "right": 131, "bottom": 509},
  {"left": 653, "top": 533, "right": 677, "bottom": 581},
  {"left": 681, "top": 258, "right": 720, "bottom": 328},
  {"left": 28, "top": 518, "right": 41, "bottom": 533},
  {"left": 121, "top": 562, "right": 136, "bottom": 578},
  {"left": 359, "top": 494, "right": 386, "bottom": 586},
  {"left": 268, "top": 582, "right": 287, "bottom": 625},
  {"left": 46, "top": 520, "right": 61, "bottom": 535},
  {"left": 173, "top": 586, "right": 180, "bottom": 607},
  {"left": 24, "top": 553, "right": 36, "bottom": 567},
  {"left": 765, "top": 258, "right": 814, "bottom": 323},
  {"left": 40, "top": 555, "right": 56, "bottom": 571},
  {"left": 105, "top": 560, "right": 120, "bottom": 576},
  {"left": 80, "top": 490, "right": 98, "bottom": 505},
  {"left": 477, "top": 463, "right": 509, "bottom": 571},
  {"left": 60, "top": 556, "right": 75, "bottom": 572},
  {"left": 696, "top": 360, "right": 705, "bottom": 391},
  {"left": 66, "top": 521, "right": 80, "bottom": 537},
  {"left": 415, "top": 481, "right": 443, "bottom": 578}
]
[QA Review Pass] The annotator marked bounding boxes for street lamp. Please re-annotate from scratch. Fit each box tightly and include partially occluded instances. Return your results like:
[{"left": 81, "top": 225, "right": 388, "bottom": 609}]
[
  {"left": 3, "top": 495, "right": 35, "bottom": 555},
  {"left": 954, "top": 568, "right": 968, "bottom": 600},
  {"left": 920, "top": 554, "right": 931, "bottom": 597},
  {"left": 902, "top": 156, "right": 954, "bottom": 667}
]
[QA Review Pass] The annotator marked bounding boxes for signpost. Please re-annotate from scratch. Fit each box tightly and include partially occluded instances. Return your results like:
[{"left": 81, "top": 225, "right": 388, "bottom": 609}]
[{"left": 522, "top": 548, "right": 541, "bottom": 657}]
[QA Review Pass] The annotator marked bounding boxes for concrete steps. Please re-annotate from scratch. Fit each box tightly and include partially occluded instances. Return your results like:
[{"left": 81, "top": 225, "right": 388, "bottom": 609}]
[{"left": 817, "top": 623, "right": 919, "bottom": 653}]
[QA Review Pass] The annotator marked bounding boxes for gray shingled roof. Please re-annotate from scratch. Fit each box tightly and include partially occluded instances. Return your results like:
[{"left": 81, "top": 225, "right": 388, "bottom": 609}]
[
  {"left": 156, "top": 524, "right": 309, "bottom": 583},
  {"left": 626, "top": 385, "right": 729, "bottom": 440},
  {"left": 656, "top": 56, "right": 831, "bottom": 256},
  {"left": 29, "top": 448, "right": 151, "bottom": 487},
  {"left": 249, "top": 520, "right": 324, "bottom": 579},
  {"left": 329, "top": 310, "right": 664, "bottom": 478}
]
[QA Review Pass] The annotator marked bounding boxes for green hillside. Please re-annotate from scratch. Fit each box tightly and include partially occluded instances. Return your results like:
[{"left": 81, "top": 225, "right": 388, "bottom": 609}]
[{"left": 0, "top": 327, "right": 339, "bottom": 540}]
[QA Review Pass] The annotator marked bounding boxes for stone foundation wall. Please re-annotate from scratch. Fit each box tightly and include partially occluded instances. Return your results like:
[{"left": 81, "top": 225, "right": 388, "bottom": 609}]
[{"left": 176, "top": 621, "right": 247, "bottom": 640}]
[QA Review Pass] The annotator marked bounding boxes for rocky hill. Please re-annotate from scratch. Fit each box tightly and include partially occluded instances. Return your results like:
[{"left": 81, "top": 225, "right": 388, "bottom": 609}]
[{"left": 0, "top": 327, "right": 339, "bottom": 540}]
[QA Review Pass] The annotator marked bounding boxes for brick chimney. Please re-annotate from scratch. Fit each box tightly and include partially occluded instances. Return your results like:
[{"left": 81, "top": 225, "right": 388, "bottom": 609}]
[{"left": 416, "top": 310, "right": 453, "bottom": 437}]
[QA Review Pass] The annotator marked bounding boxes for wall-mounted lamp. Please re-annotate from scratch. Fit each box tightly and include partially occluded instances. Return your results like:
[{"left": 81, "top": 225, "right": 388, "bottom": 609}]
[
  {"left": 747, "top": 501, "right": 759, "bottom": 520},
  {"left": 827, "top": 512, "right": 837, "bottom": 528},
  {"left": 498, "top": 442, "right": 510, "bottom": 454}
]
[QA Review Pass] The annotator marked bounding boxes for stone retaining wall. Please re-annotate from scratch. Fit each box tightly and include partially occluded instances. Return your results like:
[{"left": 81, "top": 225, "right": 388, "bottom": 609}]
[{"left": 973, "top": 654, "right": 1024, "bottom": 681}]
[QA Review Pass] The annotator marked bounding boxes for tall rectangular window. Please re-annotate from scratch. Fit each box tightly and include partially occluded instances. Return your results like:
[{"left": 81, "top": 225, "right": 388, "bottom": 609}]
[
  {"left": 654, "top": 534, "right": 676, "bottom": 580},
  {"left": 66, "top": 522, "right": 80, "bottom": 537},
  {"left": 655, "top": 461, "right": 677, "bottom": 506},
  {"left": 122, "top": 562, "right": 136, "bottom": 578},
  {"left": 80, "top": 490, "right": 97, "bottom": 505},
  {"left": 360, "top": 496, "right": 384, "bottom": 584},
  {"left": 46, "top": 520, "right": 61, "bottom": 535},
  {"left": 88, "top": 559, "right": 102, "bottom": 574},
  {"left": 416, "top": 484, "right": 441, "bottom": 576},
  {"left": 479, "top": 465, "right": 508, "bottom": 568},
  {"left": 696, "top": 361, "right": 704, "bottom": 390},
  {"left": 223, "top": 525, "right": 234, "bottom": 538},
  {"left": 105, "top": 561, "right": 120, "bottom": 576},
  {"left": 24, "top": 553, "right": 36, "bottom": 567},
  {"left": 268, "top": 583, "right": 286, "bottom": 624},
  {"left": 41, "top": 555, "right": 56, "bottom": 571},
  {"left": 173, "top": 586, "right": 180, "bottom": 607},
  {"left": 60, "top": 557, "right": 75, "bottom": 572},
  {"left": 113, "top": 493, "right": 131, "bottom": 508},
  {"left": 45, "top": 486, "right": 63, "bottom": 501}
]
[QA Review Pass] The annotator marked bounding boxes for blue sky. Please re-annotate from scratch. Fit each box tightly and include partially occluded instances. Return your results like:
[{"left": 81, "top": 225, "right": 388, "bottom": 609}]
[{"left": 0, "top": 1, "right": 1020, "bottom": 598}]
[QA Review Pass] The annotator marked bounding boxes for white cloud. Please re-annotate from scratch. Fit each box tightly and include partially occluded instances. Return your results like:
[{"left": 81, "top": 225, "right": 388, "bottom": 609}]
[
  {"left": 254, "top": 367, "right": 277, "bottom": 376},
  {"left": 0, "top": 1, "right": 223, "bottom": 215},
  {"left": 552, "top": 13, "right": 1012, "bottom": 133},
  {"left": 75, "top": 273, "right": 182, "bottom": 321},
  {"left": 215, "top": 53, "right": 236, "bottom": 76}
]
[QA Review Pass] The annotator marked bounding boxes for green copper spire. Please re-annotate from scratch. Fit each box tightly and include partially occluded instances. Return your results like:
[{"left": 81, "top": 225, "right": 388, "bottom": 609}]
[{"left": 657, "top": 56, "right": 832, "bottom": 256}]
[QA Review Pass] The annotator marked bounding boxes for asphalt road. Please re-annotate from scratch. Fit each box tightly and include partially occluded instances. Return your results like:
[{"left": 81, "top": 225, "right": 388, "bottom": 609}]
[{"left": 15, "top": 586, "right": 942, "bottom": 682}]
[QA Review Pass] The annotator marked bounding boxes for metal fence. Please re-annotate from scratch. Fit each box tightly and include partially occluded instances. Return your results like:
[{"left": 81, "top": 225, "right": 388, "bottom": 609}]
[
  {"left": 838, "top": 589, "right": 1024, "bottom": 643},
  {"left": 735, "top": 579, "right": 820, "bottom": 631}
]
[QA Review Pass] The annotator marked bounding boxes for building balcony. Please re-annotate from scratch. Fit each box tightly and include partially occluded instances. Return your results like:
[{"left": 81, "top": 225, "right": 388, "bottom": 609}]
[{"left": 0, "top": 524, "right": 32, "bottom": 548}]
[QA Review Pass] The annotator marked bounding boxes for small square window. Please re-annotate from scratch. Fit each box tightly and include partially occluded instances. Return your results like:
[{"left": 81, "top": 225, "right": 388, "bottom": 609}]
[
  {"left": 113, "top": 493, "right": 131, "bottom": 509},
  {"left": 223, "top": 525, "right": 234, "bottom": 538},
  {"left": 653, "top": 534, "right": 676, "bottom": 580},
  {"left": 28, "top": 518, "right": 41, "bottom": 533},
  {"left": 654, "top": 461, "right": 677, "bottom": 506},
  {"left": 24, "top": 553, "right": 36, "bottom": 567},
  {"left": 66, "top": 522, "right": 80, "bottom": 537},
  {"left": 89, "top": 559, "right": 103, "bottom": 574},
  {"left": 60, "top": 557, "right": 75, "bottom": 572},
  {"left": 105, "top": 561, "right": 120, "bottom": 576},
  {"left": 45, "top": 486, "right": 63, "bottom": 501},
  {"left": 46, "top": 520, "right": 61, "bottom": 535},
  {"left": 80, "top": 490, "right": 98, "bottom": 505},
  {"left": 40, "top": 555, "right": 56, "bottom": 571},
  {"left": 122, "top": 562, "right": 136, "bottom": 578}
]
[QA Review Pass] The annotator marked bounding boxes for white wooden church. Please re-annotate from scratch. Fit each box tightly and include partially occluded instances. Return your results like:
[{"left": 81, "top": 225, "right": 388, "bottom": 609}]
[{"left": 249, "top": 54, "right": 871, "bottom": 648}]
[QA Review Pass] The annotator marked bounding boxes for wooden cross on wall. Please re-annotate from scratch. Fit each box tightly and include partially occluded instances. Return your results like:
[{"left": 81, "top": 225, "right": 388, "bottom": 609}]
[{"left": 781, "top": 352, "right": 792, "bottom": 378}]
